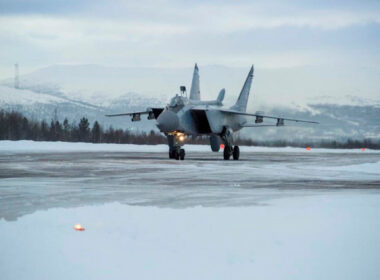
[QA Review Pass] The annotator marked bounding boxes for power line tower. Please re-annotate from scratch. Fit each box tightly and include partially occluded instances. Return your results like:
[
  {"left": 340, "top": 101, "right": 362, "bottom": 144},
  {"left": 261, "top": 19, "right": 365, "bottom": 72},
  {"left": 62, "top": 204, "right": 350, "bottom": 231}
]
[{"left": 14, "top": 63, "right": 20, "bottom": 89}]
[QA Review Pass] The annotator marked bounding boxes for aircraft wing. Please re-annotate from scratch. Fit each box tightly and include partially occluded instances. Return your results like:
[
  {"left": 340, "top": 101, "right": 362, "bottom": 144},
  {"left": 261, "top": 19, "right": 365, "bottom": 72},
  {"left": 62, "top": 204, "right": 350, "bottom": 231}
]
[
  {"left": 105, "top": 107, "right": 164, "bottom": 121},
  {"left": 219, "top": 109, "right": 319, "bottom": 125},
  {"left": 105, "top": 111, "right": 150, "bottom": 117},
  {"left": 240, "top": 124, "right": 281, "bottom": 127}
]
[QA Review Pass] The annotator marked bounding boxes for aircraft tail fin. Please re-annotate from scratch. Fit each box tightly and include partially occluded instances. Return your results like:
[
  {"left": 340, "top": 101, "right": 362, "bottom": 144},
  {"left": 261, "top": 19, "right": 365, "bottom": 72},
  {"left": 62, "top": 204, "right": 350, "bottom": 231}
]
[
  {"left": 217, "top": 88, "right": 225, "bottom": 104},
  {"left": 231, "top": 65, "right": 254, "bottom": 112},
  {"left": 189, "top": 63, "right": 200, "bottom": 100}
]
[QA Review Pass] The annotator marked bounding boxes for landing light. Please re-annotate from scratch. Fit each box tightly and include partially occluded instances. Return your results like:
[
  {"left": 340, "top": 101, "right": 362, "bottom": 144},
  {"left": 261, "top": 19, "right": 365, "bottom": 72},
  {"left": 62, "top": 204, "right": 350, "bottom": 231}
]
[
  {"left": 178, "top": 134, "right": 185, "bottom": 142},
  {"left": 74, "top": 224, "right": 85, "bottom": 231}
]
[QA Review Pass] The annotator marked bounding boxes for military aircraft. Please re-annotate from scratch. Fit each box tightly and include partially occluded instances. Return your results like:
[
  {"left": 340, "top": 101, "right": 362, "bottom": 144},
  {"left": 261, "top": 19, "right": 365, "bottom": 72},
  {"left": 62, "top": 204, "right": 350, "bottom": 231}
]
[{"left": 106, "top": 64, "right": 318, "bottom": 160}]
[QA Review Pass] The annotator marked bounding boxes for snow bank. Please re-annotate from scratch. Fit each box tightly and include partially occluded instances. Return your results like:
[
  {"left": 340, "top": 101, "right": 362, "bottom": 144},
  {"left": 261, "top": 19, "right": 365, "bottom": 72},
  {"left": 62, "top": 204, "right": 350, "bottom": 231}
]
[
  {"left": 0, "top": 140, "right": 172, "bottom": 154},
  {"left": 1, "top": 193, "right": 380, "bottom": 280},
  {"left": 1, "top": 140, "right": 379, "bottom": 154}
]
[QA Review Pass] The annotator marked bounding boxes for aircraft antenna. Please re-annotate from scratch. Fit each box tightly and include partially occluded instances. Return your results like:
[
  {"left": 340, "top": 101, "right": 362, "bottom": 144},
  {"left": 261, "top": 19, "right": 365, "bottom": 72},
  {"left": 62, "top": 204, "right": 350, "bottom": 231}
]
[{"left": 180, "top": 86, "right": 187, "bottom": 97}]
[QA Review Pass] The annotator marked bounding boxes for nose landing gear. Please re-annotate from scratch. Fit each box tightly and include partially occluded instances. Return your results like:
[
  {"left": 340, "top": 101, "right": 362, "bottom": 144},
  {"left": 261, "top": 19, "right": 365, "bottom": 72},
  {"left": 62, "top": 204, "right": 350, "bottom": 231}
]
[
  {"left": 167, "top": 132, "right": 186, "bottom": 160},
  {"left": 169, "top": 148, "right": 185, "bottom": 160},
  {"left": 179, "top": 148, "right": 185, "bottom": 160}
]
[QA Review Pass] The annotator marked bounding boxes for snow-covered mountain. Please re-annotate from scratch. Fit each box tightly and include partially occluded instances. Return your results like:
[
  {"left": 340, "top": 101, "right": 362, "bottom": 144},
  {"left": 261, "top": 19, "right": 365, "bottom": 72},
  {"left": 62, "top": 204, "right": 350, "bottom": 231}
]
[
  {"left": 1, "top": 64, "right": 379, "bottom": 140},
  {"left": 0, "top": 85, "right": 161, "bottom": 132}
]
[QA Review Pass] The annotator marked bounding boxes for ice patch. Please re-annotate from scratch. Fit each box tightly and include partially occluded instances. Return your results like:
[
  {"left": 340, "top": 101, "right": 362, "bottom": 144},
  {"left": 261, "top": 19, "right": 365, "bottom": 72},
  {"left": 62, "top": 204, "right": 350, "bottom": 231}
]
[{"left": 1, "top": 194, "right": 380, "bottom": 280}]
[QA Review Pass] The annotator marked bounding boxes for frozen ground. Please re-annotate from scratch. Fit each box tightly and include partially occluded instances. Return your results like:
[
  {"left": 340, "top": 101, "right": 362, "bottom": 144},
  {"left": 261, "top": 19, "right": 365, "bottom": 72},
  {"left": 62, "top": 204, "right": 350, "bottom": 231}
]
[{"left": 1, "top": 141, "right": 380, "bottom": 279}]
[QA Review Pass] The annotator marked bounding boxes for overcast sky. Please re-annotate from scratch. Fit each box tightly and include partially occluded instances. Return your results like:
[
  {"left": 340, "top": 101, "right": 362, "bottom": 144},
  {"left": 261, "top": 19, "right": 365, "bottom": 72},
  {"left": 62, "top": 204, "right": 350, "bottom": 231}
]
[{"left": 0, "top": 0, "right": 379, "bottom": 80}]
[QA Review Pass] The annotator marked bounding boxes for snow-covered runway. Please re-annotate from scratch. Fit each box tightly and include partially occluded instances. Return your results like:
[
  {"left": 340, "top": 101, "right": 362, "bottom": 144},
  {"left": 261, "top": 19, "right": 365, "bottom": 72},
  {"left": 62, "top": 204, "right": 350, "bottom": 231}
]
[
  {"left": 1, "top": 141, "right": 380, "bottom": 279},
  {"left": 1, "top": 141, "right": 379, "bottom": 221}
]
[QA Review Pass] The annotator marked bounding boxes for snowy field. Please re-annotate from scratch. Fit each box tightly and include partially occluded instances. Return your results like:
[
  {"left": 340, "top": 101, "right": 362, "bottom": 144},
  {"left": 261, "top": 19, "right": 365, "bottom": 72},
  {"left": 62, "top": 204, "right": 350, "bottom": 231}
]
[{"left": 1, "top": 141, "right": 380, "bottom": 279}]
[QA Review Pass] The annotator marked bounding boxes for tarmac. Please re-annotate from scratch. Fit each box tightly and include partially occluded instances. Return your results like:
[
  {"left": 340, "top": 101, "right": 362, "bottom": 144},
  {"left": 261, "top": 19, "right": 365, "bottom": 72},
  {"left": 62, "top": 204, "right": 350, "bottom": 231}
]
[{"left": 1, "top": 150, "right": 379, "bottom": 221}]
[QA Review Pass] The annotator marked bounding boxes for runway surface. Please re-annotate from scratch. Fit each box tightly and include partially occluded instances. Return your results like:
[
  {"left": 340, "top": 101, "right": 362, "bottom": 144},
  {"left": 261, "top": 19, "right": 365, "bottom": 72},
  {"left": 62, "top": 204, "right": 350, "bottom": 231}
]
[
  {"left": 1, "top": 147, "right": 379, "bottom": 221},
  {"left": 1, "top": 142, "right": 380, "bottom": 280}
]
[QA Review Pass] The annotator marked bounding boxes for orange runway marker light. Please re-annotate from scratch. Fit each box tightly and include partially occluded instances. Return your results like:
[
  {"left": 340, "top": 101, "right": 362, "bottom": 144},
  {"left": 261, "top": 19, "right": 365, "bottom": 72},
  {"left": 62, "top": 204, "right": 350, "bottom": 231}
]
[
  {"left": 74, "top": 224, "right": 85, "bottom": 231},
  {"left": 361, "top": 148, "right": 366, "bottom": 152},
  {"left": 306, "top": 146, "right": 311, "bottom": 151},
  {"left": 220, "top": 144, "right": 225, "bottom": 149}
]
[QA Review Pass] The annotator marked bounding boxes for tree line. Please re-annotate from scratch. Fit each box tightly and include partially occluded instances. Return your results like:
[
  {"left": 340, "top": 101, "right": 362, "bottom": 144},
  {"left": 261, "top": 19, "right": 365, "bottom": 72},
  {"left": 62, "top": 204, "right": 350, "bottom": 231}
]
[
  {"left": 0, "top": 110, "right": 167, "bottom": 144},
  {"left": 0, "top": 110, "right": 379, "bottom": 149}
]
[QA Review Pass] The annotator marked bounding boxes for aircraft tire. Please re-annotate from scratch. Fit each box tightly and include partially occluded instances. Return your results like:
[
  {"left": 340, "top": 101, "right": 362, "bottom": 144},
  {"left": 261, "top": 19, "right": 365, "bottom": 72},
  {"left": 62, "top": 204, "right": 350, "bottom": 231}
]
[
  {"left": 180, "top": 149, "right": 185, "bottom": 160},
  {"left": 169, "top": 150, "right": 174, "bottom": 159},
  {"left": 223, "top": 146, "right": 231, "bottom": 160},
  {"left": 174, "top": 150, "right": 180, "bottom": 160},
  {"left": 233, "top": 146, "right": 240, "bottom": 160}
]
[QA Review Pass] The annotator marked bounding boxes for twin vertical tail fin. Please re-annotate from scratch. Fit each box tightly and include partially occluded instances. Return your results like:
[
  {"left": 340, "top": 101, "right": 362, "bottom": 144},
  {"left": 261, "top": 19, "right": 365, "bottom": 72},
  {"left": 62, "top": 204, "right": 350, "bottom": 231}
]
[
  {"left": 189, "top": 63, "right": 253, "bottom": 108},
  {"left": 189, "top": 63, "right": 201, "bottom": 100},
  {"left": 231, "top": 65, "right": 254, "bottom": 112}
]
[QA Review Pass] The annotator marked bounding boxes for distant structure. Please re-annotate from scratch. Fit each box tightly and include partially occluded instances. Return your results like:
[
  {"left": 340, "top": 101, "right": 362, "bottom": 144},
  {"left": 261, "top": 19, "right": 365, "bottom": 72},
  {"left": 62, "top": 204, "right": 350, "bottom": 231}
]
[{"left": 14, "top": 63, "right": 20, "bottom": 89}]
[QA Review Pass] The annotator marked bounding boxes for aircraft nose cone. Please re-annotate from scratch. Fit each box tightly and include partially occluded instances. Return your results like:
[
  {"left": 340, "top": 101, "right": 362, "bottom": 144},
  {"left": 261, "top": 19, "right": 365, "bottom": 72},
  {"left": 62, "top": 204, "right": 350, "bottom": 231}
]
[{"left": 156, "top": 110, "right": 179, "bottom": 132}]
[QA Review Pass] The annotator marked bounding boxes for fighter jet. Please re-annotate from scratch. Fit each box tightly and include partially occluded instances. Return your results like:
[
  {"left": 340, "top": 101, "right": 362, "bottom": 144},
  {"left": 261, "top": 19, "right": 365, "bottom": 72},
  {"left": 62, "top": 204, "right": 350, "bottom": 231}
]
[{"left": 106, "top": 64, "right": 318, "bottom": 160}]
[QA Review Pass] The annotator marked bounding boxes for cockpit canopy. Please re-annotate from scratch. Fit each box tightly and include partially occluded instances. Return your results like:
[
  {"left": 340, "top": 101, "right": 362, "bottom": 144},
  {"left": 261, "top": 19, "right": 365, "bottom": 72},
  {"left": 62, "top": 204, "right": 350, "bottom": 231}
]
[{"left": 168, "top": 94, "right": 187, "bottom": 110}]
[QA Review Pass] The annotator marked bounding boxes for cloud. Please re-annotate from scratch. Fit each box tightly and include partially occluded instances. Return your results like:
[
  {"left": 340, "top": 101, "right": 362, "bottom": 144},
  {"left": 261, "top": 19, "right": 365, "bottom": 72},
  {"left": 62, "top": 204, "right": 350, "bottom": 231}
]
[
  {"left": 0, "top": 0, "right": 94, "bottom": 15},
  {"left": 0, "top": 0, "right": 379, "bottom": 72},
  {"left": 1, "top": 0, "right": 380, "bottom": 30}
]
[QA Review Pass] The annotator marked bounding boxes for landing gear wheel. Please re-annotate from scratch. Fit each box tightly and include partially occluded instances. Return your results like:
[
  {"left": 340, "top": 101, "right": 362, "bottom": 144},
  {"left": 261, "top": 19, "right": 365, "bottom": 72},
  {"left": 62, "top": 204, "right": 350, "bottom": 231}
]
[
  {"left": 233, "top": 146, "right": 240, "bottom": 160},
  {"left": 174, "top": 149, "right": 180, "bottom": 160},
  {"left": 179, "top": 149, "right": 185, "bottom": 160},
  {"left": 223, "top": 146, "right": 232, "bottom": 160},
  {"left": 169, "top": 150, "right": 175, "bottom": 159}
]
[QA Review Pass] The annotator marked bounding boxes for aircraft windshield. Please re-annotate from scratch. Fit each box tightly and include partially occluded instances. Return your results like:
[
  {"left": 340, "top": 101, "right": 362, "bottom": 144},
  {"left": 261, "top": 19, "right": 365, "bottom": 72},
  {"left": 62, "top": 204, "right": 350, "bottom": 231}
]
[{"left": 169, "top": 95, "right": 186, "bottom": 109}]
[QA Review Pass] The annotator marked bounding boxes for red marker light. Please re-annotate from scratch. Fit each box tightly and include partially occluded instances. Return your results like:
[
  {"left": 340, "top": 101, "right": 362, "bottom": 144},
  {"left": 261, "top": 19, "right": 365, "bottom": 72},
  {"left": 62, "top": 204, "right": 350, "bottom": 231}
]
[
  {"left": 361, "top": 148, "right": 366, "bottom": 152},
  {"left": 306, "top": 147, "right": 311, "bottom": 151},
  {"left": 74, "top": 224, "right": 85, "bottom": 231},
  {"left": 220, "top": 144, "right": 225, "bottom": 149}
]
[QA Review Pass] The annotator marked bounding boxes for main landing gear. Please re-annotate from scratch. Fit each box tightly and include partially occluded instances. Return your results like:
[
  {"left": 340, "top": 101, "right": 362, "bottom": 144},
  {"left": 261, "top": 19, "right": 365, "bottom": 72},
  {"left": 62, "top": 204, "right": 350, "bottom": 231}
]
[
  {"left": 221, "top": 127, "right": 240, "bottom": 160},
  {"left": 223, "top": 145, "right": 240, "bottom": 160}
]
